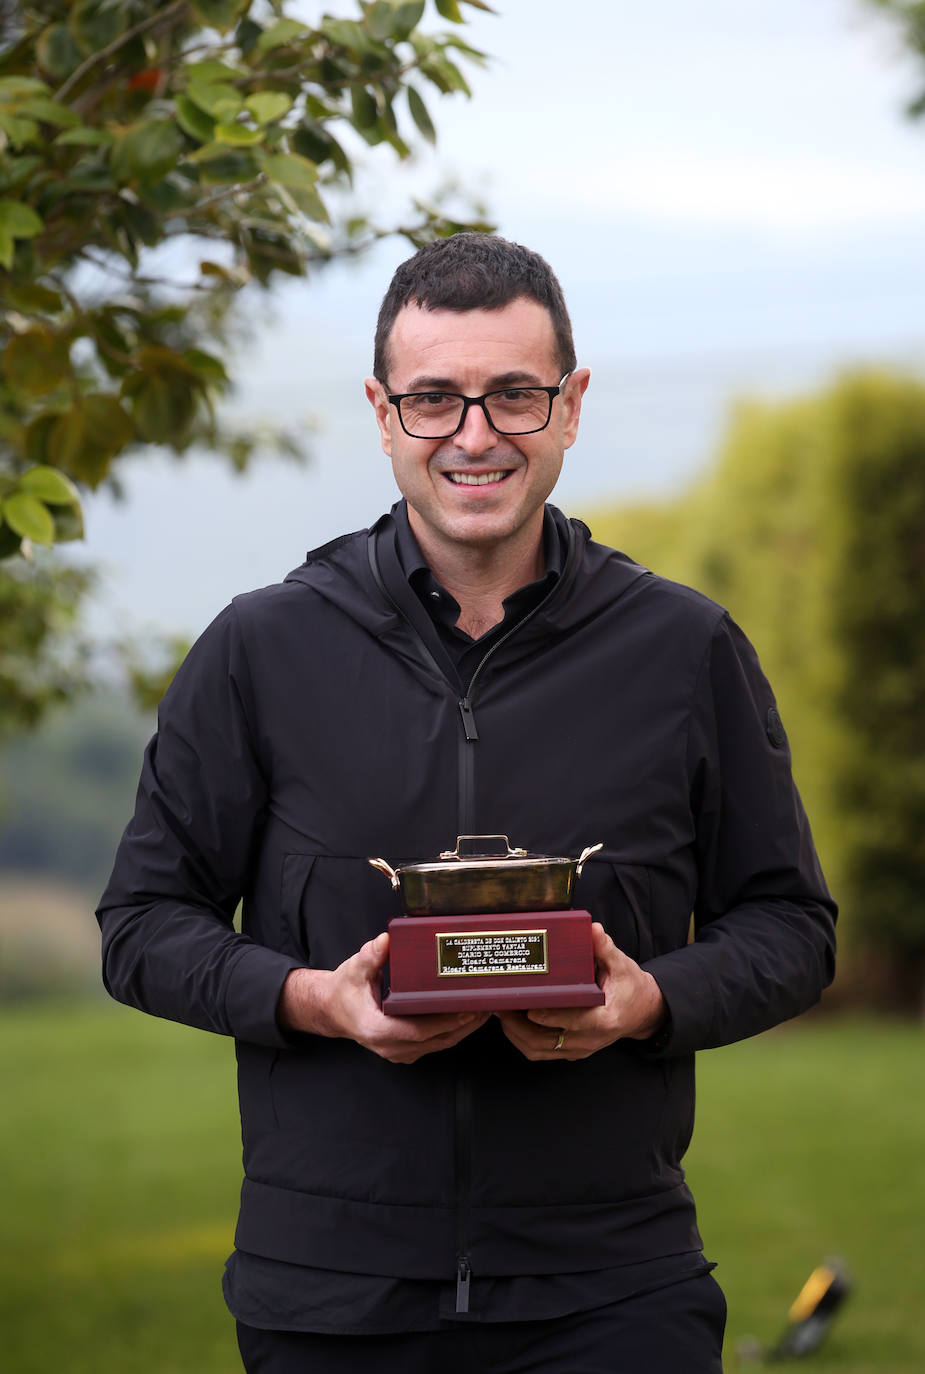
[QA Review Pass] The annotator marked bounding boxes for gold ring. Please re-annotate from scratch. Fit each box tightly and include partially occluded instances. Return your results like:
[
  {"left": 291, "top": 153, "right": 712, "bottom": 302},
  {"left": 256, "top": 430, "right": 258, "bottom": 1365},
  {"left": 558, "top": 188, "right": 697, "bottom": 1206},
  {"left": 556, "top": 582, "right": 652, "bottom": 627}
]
[{"left": 553, "top": 1030, "right": 565, "bottom": 1052}]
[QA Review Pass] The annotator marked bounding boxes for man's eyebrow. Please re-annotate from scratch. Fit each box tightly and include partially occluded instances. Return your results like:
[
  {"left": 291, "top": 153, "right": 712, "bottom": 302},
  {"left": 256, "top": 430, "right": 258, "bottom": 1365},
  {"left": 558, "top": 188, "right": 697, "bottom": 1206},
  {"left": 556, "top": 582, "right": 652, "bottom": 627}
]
[{"left": 403, "top": 370, "right": 544, "bottom": 392}]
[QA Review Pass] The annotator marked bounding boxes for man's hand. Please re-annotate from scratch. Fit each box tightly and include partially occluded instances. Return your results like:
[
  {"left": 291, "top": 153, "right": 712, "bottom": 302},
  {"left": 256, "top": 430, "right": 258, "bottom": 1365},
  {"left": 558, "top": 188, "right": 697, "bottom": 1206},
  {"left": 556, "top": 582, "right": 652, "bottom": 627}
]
[
  {"left": 497, "top": 923, "right": 667, "bottom": 1061},
  {"left": 277, "top": 931, "right": 489, "bottom": 1064}
]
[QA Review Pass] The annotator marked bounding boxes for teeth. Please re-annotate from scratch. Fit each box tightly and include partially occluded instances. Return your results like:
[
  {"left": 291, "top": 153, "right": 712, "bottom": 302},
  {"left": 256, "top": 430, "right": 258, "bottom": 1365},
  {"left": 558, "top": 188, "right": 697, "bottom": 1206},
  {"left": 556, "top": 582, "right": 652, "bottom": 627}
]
[{"left": 447, "top": 471, "right": 507, "bottom": 486}]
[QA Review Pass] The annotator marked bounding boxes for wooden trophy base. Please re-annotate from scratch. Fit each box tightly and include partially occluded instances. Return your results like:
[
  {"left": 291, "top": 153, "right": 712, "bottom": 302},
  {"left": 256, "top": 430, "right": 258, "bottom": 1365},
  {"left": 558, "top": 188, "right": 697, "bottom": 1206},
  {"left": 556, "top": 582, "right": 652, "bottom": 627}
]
[{"left": 382, "top": 909, "right": 604, "bottom": 1016}]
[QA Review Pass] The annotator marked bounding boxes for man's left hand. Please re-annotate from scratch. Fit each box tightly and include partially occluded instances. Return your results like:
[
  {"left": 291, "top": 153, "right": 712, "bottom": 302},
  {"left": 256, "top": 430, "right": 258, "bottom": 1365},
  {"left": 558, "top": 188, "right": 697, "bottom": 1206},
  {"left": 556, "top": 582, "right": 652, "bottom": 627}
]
[{"left": 497, "top": 923, "right": 667, "bottom": 1061}]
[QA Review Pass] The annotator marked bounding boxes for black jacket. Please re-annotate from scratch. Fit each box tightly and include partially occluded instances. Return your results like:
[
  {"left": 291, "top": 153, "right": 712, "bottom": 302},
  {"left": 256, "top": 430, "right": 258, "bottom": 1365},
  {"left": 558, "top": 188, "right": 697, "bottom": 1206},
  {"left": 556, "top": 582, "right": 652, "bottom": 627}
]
[{"left": 98, "top": 504, "right": 836, "bottom": 1289}]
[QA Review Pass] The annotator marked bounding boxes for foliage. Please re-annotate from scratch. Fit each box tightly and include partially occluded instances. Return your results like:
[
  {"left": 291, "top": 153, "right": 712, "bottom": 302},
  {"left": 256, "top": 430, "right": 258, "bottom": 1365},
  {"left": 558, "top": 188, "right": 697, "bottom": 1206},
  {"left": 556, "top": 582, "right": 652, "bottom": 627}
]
[
  {"left": 865, "top": 0, "right": 925, "bottom": 116},
  {"left": 589, "top": 370, "right": 925, "bottom": 1005},
  {"left": 0, "top": 0, "right": 492, "bottom": 729},
  {"left": 0, "top": 553, "right": 92, "bottom": 737}
]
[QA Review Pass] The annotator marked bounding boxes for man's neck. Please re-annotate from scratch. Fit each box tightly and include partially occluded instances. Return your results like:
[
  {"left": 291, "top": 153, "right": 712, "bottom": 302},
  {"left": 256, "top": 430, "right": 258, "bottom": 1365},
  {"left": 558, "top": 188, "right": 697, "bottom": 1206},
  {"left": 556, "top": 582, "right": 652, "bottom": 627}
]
[{"left": 408, "top": 510, "right": 546, "bottom": 638}]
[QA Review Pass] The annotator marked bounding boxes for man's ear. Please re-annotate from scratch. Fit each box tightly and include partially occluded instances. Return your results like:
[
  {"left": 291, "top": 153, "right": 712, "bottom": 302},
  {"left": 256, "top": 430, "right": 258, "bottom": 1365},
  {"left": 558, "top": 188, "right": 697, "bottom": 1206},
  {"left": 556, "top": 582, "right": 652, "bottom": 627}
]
[
  {"left": 563, "top": 368, "right": 590, "bottom": 450},
  {"left": 365, "top": 377, "right": 393, "bottom": 457}
]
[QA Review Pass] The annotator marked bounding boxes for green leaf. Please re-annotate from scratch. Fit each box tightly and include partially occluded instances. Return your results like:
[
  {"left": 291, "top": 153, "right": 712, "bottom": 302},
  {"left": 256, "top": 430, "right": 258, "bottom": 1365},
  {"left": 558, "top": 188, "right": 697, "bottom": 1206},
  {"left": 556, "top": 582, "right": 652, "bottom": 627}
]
[
  {"left": 126, "top": 375, "right": 196, "bottom": 444},
  {"left": 19, "top": 465, "right": 81, "bottom": 506},
  {"left": 0, "top": 111, "right": 40, "bottom": 149},
  {"left": 24, "top": 412, "right": 59, "bottom": 465},
  {"left": 47, "top": 395, "right": 133, "bottom": 485},
  {"left": 3, "top": 330, "right": 69, "bottom": 396},
  {"left": 367, "top": 1, "right": 398, "bottom": 42},
  {"left": 255, "top": 18, "right": 309, "bottom": 53},
  {"left": 47, "top": 406, "right": 87, "bottom": 471},
  {"left": 261, "top": 152, "right": 318, "bottom": 189},
  {"left": 54, "top": 126, "right": 115, "bottom": 146},
  {"left": 186, "top": 61, "right": 243, "bottom": 83},
  {"left": 2, "top": 493, "right": 55, "bottom": 545},
  {"left": 392, "top": 1, "right": 426, "bottom": 37},
  {"left": 288, "top": 185, "right": 330, "bottom": 223},
  {"left": 350, "top": 85, "right": 379, "bottom": 130},
  {"left": 435, "top": 0, "right": 464, "bottom": 18},
  {"left": 111, "top": 120, "right": 183, "bottom": 186},
  {"left": 4, "top": 283, "right": 63, "bottom": 314},
  {"left": 193, "top": 149, "right": 260, "bottom": 183},
  {"left": 0, "top": 77, "right": 50, "bottom": 99},
  {"left": 407, "top": 86, "right": 436, "bottom": 143},
  {"left": 214, "top": 122, "right": 263, "bottom": 146},
  {"left": 0, "top": 200, "right": 43, "bottom": 240},
  {"left": 175, "top": 96, "right": 215, "bottom": 144},
  {"left": 190, "top": 0, "right": 243, "bottom": 32},
  {"left": 35, "top": 24, "right": 83, "bottom": 81},
  {"left": 244, "top": 92, "right": 293, "bottom": 126},
  {"left": 0, "top": 523, "right": 23, "bottom": 558},
  {"left": 52, "top": 502, "right": 85, "bottom": 543},
  {"left": 16, "top": 98, "right": 81, "bottom": 128},
  {"left": 182, "top": 348, "right": 229, "bottom": 383},
  {"left": 70, "top": 0, "right": 127, "bottom": 56},
  {"left": 185, "top": 80, "right": 244, "bottom": 120},
  {"left": 0, "top": 155, "right": 43, "bottom": 191}
]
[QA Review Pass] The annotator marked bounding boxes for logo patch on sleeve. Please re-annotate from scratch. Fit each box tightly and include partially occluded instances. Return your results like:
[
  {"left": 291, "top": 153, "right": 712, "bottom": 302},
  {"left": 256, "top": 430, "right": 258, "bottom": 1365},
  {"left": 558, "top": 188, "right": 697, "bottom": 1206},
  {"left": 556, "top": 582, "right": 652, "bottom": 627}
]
[{"left": 766, "top": 706, "right": 787, "bottom": 749}]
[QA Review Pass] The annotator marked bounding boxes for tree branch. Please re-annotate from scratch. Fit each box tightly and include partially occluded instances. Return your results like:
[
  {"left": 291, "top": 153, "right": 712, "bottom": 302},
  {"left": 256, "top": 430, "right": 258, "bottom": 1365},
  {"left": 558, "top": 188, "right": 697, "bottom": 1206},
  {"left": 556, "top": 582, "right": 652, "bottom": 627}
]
[{"left": 54, "top": 0, "right": 191, "bottom": 103}]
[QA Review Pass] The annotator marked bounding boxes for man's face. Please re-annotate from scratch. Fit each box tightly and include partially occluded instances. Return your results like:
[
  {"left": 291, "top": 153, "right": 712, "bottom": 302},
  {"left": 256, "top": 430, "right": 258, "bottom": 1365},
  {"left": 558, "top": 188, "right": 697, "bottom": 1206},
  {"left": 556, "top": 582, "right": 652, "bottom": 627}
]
[{"left": 365, "top": 298, "right": 589, "bottom": 561}]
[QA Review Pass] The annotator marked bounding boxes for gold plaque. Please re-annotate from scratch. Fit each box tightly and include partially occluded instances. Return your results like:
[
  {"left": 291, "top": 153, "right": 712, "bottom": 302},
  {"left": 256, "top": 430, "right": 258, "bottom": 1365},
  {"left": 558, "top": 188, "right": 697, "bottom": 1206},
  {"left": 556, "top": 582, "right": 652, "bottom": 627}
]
[{"left": 436, "top": 928, "right": 549, "bottom": 978}]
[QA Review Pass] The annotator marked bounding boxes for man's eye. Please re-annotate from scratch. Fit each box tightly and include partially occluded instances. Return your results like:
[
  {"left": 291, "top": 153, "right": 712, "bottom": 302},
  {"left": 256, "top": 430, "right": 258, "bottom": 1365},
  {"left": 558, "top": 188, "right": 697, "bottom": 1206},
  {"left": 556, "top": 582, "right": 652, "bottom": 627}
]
[
  {"left": 498, "top": 389, "right": 530, "bottom": 402},
  {"left": 419, "top": 392, "right": 452, "bottom": 407}
]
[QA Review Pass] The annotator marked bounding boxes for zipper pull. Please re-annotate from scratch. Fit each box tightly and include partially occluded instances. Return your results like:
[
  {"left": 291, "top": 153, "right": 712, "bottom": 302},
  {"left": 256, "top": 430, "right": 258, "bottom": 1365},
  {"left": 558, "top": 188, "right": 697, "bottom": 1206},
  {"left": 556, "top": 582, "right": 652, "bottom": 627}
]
[
  {"left": 458, "top": 697, "right": 479, "bottom": 741},
  {"left": 455, "top": 1254, "right": 472, "bottom": 1314}
]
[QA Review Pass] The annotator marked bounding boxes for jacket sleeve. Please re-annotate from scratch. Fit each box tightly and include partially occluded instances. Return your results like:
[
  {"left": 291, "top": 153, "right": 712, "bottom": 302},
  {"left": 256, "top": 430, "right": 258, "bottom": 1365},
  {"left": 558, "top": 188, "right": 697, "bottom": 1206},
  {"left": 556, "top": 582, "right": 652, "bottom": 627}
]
[
  {"left": 96, "top": 603, "right": 302, "bottom": 1047},
  {"left": 642, "top": 612, "right": 837, "bottom": 1055}
]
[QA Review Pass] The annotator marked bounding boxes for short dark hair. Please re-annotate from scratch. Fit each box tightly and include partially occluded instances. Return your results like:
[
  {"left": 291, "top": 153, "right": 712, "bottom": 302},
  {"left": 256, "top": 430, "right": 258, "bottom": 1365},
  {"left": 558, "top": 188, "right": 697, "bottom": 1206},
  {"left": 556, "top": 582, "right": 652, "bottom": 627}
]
[{"left": 373, "top": 232, "right": 577, "bottom": 384}]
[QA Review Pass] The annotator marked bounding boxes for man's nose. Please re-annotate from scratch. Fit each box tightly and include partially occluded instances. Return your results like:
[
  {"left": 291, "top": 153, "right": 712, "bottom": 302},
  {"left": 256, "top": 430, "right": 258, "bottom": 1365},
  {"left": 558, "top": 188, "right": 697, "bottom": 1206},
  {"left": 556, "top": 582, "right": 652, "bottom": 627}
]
[{"left": 455, "top": 399, "right": 498, "bottom": 455}]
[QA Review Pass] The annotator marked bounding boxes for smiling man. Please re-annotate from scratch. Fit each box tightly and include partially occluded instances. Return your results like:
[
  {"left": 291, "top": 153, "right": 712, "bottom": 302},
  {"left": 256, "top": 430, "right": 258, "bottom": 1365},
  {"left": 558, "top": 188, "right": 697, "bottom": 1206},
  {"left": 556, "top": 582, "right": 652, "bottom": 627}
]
[{"left": 98, "top": 234, "right": 836, "bottom": 1373}]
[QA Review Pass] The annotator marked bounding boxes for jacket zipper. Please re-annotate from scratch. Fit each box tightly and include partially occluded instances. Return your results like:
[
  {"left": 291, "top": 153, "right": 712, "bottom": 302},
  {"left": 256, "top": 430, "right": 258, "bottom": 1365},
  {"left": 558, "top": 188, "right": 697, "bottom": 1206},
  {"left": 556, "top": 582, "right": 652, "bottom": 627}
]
[
  {"left": 454, "top": 550, "right": 572, "bottom": 828},
  {"left": 368, "top": 518, "right": 577, "bottom": 1311},
  {"left": 454, "top": 1073, "right": 473, "bottom": 1313},
  {"left": 451, "top": 546, "right": 576, "bottom": 1308}
]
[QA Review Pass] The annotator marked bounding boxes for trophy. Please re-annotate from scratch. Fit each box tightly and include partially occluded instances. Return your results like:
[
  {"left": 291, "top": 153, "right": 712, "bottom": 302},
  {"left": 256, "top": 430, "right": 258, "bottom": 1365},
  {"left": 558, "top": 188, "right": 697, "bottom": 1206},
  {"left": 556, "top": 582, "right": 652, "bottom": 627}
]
[{"left": 369, "top": 835, "right": 605, "bottom": 1015}]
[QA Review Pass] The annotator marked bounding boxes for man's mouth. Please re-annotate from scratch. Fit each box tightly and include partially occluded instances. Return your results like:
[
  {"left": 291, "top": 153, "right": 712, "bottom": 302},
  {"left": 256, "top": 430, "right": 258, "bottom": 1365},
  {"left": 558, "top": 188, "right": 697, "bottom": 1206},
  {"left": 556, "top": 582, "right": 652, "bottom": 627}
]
[{"left": 445, "top": 470, "right": 511, "bottom": 486}]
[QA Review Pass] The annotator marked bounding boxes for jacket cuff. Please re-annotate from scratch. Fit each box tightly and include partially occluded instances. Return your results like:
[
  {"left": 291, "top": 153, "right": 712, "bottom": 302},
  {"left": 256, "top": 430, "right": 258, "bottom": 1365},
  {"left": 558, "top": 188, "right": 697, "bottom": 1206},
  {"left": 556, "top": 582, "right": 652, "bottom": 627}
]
[
  {"left": 638, "top": 949, "right": 716, "bottom": 1057},
  {"left": 224, "top": 943, "right": 305, "bottom": 1048}
]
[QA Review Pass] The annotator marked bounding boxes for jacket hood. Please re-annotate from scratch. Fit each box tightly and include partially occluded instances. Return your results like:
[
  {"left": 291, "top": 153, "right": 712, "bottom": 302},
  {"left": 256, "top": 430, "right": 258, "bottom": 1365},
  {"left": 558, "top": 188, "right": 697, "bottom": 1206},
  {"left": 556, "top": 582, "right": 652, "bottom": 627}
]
[{"left": 282, "top": 502, "right": 651, "bottom": 652}]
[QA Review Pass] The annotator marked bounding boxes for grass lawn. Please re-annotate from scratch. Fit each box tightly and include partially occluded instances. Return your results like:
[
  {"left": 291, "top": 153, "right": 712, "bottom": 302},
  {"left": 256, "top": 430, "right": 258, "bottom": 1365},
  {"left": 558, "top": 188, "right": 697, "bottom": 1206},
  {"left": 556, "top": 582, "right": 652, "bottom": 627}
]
[{"left": 2, "top": 1001, "right": 923, "bottom": 1372}]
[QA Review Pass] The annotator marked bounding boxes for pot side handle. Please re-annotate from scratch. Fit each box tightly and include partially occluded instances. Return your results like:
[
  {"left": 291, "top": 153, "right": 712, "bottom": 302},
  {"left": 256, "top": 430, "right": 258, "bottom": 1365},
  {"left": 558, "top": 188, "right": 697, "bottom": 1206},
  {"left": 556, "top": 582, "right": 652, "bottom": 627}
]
[
  {"left": 368, "top": 857, "right": 400, "bottom": 890},
  {"left": 575, "top": 842, "right": 604, "bottom": 879}
]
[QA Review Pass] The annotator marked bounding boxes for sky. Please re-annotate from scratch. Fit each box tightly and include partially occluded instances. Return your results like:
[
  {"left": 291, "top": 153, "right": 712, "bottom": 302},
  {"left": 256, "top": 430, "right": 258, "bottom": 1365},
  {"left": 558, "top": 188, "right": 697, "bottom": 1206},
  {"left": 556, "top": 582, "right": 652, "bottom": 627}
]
[{"left": 75, "top": 0, "right": 925, "bottom": 643}]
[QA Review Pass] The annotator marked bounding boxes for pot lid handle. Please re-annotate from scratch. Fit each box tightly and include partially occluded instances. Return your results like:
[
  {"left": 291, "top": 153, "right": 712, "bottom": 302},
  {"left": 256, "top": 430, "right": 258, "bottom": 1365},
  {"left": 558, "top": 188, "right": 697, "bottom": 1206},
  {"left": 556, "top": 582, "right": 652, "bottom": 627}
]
[{"left": 438, "top": 835, "right": 528, "bottom": 861}]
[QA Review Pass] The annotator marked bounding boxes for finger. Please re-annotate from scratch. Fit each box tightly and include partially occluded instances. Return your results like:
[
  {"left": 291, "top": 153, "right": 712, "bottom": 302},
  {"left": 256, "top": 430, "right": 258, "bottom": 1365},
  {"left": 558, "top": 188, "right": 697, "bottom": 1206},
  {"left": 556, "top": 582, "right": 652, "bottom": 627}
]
[
  {"left": 383, "top": 1010, "right": 488, "bottom": 1043},
  {"left": 382, "top": 1015, "right": 490, "bottom": 1063},
  {"left": 524, "top": 1007, "right": 586, "bottom": 1030}
]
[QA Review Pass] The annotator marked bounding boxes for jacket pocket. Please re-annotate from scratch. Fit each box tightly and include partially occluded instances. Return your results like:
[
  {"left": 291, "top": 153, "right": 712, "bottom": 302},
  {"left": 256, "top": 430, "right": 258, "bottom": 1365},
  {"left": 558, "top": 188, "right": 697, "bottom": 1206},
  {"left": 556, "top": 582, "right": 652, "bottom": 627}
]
[
  {"left": 279, "top": 852, "right": 400, "bottom": 968},
  {"left": 575, "top": 860, "right": 653, "bottom": 961},
  {"left": 279, "top": 852, "right": 317, "bottom": 959}
]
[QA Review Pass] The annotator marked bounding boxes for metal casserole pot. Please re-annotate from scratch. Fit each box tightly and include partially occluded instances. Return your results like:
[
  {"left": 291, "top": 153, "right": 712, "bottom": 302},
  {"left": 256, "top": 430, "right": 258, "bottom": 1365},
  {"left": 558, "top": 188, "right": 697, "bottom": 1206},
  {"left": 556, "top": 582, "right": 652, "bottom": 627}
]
[{"left": 368, "top": 835, "right": 603, "bottom": 916}]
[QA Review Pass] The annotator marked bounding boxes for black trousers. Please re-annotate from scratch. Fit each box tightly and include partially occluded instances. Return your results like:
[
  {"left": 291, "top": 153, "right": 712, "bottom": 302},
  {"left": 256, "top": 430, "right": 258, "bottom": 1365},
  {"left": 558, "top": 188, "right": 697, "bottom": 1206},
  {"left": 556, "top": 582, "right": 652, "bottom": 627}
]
[{"left": 236, "top": 1273, "right": 727, "bottom": 1374}]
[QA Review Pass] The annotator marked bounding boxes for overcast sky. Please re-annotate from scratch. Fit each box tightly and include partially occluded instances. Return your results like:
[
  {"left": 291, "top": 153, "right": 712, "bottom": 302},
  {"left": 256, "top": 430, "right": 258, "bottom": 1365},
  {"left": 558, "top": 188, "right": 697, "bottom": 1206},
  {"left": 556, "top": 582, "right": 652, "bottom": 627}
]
[{"left": 77, "top": 0, "right": 925, "bottom": 642}]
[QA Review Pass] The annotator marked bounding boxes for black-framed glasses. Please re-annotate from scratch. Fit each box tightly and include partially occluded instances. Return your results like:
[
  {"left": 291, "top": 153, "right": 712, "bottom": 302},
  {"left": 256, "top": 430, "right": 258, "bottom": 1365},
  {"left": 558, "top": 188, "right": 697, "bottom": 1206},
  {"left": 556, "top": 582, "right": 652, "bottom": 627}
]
[{"left": 387, "top": 374, "right": 571, "bottom": 439}]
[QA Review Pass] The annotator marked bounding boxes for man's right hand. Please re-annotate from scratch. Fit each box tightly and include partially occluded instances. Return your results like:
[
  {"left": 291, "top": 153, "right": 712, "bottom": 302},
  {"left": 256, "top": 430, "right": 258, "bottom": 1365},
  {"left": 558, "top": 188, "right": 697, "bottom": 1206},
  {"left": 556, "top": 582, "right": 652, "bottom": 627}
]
[{"left": 277, "top": 931, "right": 488, "bottom": 1064}]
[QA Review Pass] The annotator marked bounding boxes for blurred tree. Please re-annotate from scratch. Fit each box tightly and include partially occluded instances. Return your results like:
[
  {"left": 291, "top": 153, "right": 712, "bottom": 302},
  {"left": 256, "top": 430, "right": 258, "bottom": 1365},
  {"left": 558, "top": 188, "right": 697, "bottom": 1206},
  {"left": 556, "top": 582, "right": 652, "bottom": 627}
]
[
  {"left": 0, "top": 0, "right": 492, "bottom": 733},
  {"left": 590, "top": 371, "right": 925, "bottom": 1011},
  {"left": 865, "top": 0, "right": 925, "bottom": 116}
]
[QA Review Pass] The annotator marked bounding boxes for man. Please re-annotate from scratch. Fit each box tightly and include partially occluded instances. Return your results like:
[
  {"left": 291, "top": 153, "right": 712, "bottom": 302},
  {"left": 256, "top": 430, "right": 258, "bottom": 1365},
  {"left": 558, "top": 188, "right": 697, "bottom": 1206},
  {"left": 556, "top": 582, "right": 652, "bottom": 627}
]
[{"left": 98, "top": 233, "right": 836, "bottom": 1373}]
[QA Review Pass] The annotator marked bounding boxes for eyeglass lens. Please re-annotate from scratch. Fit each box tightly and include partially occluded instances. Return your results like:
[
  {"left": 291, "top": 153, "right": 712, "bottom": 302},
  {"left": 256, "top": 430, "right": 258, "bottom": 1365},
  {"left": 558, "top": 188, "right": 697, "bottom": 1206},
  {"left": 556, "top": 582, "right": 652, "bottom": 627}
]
[{"left": 400, "top": 388, "right": 553, "bottom": 438}]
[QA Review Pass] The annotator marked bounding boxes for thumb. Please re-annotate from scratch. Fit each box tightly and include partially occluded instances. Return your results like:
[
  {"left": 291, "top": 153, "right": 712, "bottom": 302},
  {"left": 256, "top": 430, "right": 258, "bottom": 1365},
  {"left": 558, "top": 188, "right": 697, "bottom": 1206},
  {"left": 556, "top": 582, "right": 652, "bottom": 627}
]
[
  {"left": 591, "top": 921, "right": 622, "bottom": 974},
  {"left": 359, "top": 930, "right": 390, "bottom": 972}
]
